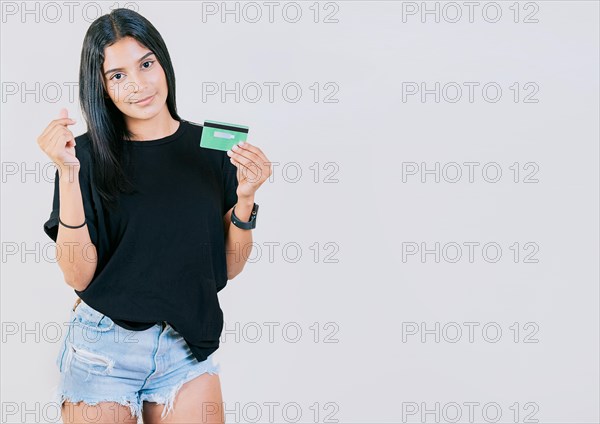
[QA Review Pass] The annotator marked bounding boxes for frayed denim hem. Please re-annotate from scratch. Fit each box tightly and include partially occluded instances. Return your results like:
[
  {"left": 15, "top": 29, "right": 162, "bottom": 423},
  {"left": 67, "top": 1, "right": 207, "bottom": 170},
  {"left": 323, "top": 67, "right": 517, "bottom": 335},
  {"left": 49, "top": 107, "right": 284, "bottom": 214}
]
[
  {"left": 51, "top": 385, "right": 143, "bottom": 421},
  {"left": 139, "top": 362, "right": 220, "bottom": 420}
]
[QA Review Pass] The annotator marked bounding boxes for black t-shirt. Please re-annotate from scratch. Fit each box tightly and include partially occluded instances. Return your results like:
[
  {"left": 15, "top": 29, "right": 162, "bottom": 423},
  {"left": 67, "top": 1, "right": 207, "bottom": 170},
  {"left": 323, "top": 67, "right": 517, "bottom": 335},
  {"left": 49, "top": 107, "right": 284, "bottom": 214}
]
[{"left": 43, "top": 118, "right": 239, "bottom": 363}]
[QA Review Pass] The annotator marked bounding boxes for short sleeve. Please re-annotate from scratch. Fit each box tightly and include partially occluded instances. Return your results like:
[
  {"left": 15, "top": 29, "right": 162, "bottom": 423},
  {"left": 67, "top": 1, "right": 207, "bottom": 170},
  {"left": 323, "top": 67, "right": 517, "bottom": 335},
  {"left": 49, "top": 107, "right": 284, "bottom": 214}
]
[
  {"left": 222, "top": 151, "right": 239, "bottom": 214},
  {"left": 43, "top": 154, "right": 99, "bottom": 247}
]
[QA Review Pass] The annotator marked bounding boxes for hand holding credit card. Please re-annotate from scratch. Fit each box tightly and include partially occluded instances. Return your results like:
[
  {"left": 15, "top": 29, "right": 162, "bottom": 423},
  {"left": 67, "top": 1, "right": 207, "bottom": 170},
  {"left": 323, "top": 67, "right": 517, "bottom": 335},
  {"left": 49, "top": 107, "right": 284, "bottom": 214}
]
[{"left": 200, "top": 120, "right": 249, "bottom": 151}]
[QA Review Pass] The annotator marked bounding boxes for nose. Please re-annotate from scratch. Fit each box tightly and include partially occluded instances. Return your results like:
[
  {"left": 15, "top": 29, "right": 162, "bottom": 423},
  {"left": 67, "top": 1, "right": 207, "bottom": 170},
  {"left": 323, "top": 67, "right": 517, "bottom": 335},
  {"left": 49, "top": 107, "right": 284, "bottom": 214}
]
[
  {"left": 126, "top": 81, "right": 146, "bottom": 96},
  {"left": 126, "top": 71, "right": 149, "bottom": 96}
]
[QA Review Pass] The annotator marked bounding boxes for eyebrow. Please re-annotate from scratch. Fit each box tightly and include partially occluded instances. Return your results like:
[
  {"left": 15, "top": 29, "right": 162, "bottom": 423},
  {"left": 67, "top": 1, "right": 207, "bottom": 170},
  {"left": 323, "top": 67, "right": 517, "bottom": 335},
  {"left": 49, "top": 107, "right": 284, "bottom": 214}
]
[{"left": 104, "top": 52, "right": 155, "bottom": 76}]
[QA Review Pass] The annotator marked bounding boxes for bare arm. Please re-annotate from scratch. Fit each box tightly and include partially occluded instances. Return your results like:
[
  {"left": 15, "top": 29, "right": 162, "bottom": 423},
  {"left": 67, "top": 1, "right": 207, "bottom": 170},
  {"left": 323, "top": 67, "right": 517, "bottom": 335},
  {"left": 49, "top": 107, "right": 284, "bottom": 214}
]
[
  {"left": 222, "top": 140, "right": 271, "bottom": 280},
  {"left": 38, "top": 109, "right": 97, "bottom": 291},
  {"left": 54, "top": 166, "right": 98, "bottom": 291},
  {"left": 223, "top": 196, "right": 254, "bottom": 280}
]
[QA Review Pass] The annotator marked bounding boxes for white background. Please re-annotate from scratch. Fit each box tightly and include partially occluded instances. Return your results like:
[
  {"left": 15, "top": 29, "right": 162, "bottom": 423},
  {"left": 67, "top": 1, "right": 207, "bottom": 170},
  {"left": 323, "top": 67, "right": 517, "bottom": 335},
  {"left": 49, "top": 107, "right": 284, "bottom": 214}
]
[{"left": 1, "top": 1, "right": 599, "bottom": 423}]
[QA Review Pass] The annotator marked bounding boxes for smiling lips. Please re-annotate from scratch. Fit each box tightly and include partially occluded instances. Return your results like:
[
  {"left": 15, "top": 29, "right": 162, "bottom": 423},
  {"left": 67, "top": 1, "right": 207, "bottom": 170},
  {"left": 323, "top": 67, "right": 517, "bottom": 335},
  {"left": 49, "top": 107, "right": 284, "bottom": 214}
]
[{"left": 131, "top": 94, "right": 155, "bottom": 105}]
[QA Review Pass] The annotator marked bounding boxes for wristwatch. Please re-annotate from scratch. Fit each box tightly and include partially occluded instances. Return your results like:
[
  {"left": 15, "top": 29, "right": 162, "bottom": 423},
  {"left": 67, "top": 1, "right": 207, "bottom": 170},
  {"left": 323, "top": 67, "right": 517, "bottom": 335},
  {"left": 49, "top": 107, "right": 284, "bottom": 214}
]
[{"left": 231, "top": 202, "right": 259, "bottom": 230}]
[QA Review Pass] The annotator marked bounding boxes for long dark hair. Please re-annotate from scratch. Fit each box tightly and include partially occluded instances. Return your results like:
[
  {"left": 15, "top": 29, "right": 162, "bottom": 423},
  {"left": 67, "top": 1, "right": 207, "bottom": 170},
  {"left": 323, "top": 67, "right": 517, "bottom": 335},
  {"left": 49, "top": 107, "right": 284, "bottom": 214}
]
[{"left": 78, "top": 8, "right": 181, "bottom": 211}]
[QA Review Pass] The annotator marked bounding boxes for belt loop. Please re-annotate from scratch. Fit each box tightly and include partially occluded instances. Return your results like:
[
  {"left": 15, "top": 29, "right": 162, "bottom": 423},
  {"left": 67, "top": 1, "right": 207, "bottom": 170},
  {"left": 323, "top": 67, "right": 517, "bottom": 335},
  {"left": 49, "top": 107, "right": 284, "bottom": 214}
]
[{"left": 72, "top": 297, "right": 82, "bottom": 312}]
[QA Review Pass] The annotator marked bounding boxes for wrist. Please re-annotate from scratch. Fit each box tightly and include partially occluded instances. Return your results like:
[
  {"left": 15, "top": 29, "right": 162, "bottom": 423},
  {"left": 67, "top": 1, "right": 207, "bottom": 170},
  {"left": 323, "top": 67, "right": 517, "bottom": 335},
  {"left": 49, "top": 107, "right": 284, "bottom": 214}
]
[
  {"left": 232, "top": 201, "right": 254, "bottom": 222},
  {"left": 57, "top": 164, "right": 80, "bottom": 183},
  {"left": 58, "top": 170, "right": 80, "bottom": 184},
  {"left": 231, "top": 201, "right": 259, "bottom": 230},
  {"left": 237, "top": 195, "right": 255, "bottom": 206}
]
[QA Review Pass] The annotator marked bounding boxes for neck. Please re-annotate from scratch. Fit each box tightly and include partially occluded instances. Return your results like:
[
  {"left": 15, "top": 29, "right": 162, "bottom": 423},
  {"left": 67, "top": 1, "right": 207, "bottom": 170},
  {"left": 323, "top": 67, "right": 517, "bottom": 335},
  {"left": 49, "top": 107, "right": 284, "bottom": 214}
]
[{"left": 126, "top": 109, "right": 180, "bottom": 141}]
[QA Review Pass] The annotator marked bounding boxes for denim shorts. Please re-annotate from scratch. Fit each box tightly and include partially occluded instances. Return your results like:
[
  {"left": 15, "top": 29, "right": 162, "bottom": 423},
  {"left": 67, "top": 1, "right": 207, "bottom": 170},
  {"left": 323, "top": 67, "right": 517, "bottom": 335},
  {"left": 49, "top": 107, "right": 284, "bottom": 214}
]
[{"left": 51, "top": 298, "right": 221, "bottom": 422}]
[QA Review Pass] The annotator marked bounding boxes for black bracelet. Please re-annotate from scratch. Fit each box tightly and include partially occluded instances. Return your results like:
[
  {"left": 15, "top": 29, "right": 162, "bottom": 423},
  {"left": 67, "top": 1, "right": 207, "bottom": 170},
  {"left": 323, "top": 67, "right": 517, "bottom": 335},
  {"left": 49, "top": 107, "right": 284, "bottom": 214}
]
[
  {"left": 231, "top": 203, "right": 258, "bottom": 230},
  {"left": 59, "top": 216, "right": 87, "bottom": 229}
]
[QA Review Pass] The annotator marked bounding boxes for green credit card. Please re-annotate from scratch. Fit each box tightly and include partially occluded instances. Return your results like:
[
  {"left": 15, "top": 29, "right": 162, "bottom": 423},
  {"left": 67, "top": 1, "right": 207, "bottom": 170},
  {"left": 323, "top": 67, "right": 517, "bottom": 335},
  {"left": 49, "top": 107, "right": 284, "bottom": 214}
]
[{"left": 200, "top": 120, "right": 249, "bottom": 151}]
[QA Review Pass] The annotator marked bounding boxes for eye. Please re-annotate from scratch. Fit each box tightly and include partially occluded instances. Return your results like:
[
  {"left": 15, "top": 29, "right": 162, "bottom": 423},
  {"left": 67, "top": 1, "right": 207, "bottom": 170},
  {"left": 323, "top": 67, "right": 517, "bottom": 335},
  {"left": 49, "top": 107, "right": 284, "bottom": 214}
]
[{"left": 108, "top": 60, "right": 154, "bottom": 82}]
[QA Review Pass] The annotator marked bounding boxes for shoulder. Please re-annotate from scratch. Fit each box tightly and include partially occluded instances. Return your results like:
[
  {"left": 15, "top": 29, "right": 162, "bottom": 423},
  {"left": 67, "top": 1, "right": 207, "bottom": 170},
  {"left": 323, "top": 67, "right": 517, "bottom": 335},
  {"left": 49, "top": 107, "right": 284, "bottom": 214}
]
[
  {"left": 185, "top": 118, "right": 203, "bottom": 128},
  {"left": 183, "top": 118, "right": 209, "bottom": 140},
  {"left": 184, "top": 118, "right": 204, "bottom": 139},
  {"left": 182, "top": 118, "right": 228, "bottom": 165}
]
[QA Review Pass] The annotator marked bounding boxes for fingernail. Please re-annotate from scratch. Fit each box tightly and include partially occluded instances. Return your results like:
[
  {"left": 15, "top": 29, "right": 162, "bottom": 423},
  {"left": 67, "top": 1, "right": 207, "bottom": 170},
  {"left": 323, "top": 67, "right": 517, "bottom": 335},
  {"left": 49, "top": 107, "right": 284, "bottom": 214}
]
[{"left": 238, "top": 141, "right": 245, "bottom": 146}]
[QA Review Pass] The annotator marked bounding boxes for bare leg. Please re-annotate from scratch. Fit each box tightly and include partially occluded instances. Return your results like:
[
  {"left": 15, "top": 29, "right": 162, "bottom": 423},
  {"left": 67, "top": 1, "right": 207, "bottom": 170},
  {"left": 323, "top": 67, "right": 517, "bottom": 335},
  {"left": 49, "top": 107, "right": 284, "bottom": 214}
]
[
  {"left": 61, "top": 400, "right": 138, "bottom": 424},
  {"left": 142, "top": 373, "right": 224, "bottom": 424}
]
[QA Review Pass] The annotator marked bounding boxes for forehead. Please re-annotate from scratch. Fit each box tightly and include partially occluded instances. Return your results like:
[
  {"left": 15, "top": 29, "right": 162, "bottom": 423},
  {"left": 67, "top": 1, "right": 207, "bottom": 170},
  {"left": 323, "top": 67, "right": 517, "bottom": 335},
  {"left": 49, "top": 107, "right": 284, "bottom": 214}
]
[{"left": 103, "top": 37, "right": 153, "bottom": 69}]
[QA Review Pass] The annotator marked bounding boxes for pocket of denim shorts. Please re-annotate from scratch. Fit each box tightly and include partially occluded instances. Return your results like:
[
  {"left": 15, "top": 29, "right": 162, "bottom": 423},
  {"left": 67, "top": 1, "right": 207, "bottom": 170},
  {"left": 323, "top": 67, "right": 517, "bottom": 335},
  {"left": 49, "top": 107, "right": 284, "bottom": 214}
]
[
  {"left": 69, "top": 344, "right": 113, "bottom": 375},
  {"left": 73, "top": 305, "right": 114, "bottom": 332}
]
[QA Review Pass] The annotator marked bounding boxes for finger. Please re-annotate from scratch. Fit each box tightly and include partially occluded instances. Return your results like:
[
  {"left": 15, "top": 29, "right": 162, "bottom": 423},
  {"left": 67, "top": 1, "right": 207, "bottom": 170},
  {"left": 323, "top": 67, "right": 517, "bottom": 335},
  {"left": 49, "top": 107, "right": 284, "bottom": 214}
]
[
  {"left": 48, "top": 130, "right": 68, "bottom": 152},
  {"left": 236, "top": 156, "right": 243, "bottom": 183},
  {"left": 53, "top": 117, "right": 77, "bottom": 126},
  {"left": 231, "top": 156, "right": 254, "bottom": 186},
  {"left": 234, "top": 142, "right": 265, "bottom": 158},
  {"left": 41, "top": 125, "right": 63, "bottom": 150},
  {"left": 40, "top": 117, "right": 76, "bottom": 140},
  {"left": 231, "top": 144, "right": 262, "bottom": 165},
  {"left": 237, "top": 141, "right": 265, "bottom": 158},
  {"left": 230, "top": 148, "right": 269, "bottom": 180},
  {"left": 234, "top": 144, "right": 270, "bottom": 173},
  {"left": 48, "top": 127, "right": 72, "bottom": 151},
  {"left": 65, "top": 129, "right": 76, "bottom": 147},
  {"left": 57, "top": 108, "right": 78, "bottom": 126},
  {"left": 230, "top": 156, "right": 246, "bottom": 185},
  {"left": 59, "top": 131, "right": 74, "bottom": 148},
  {"left": 230, "top": 154, "right": 261, "bottom": 181}
]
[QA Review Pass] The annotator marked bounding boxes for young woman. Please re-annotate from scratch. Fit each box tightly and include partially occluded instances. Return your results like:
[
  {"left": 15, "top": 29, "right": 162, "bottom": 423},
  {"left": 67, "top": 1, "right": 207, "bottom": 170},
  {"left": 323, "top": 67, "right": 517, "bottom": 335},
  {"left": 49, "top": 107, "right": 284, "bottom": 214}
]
[{"left": 37, "top": 8, "right": 271, "bottom": 424}]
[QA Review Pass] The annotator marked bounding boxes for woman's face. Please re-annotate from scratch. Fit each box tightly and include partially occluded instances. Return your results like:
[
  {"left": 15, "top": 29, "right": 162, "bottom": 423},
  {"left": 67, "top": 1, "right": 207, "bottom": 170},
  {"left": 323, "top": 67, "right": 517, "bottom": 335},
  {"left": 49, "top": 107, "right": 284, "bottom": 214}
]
[{"left": 102, "top": 36, "right": 168, "bottom": 120}]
